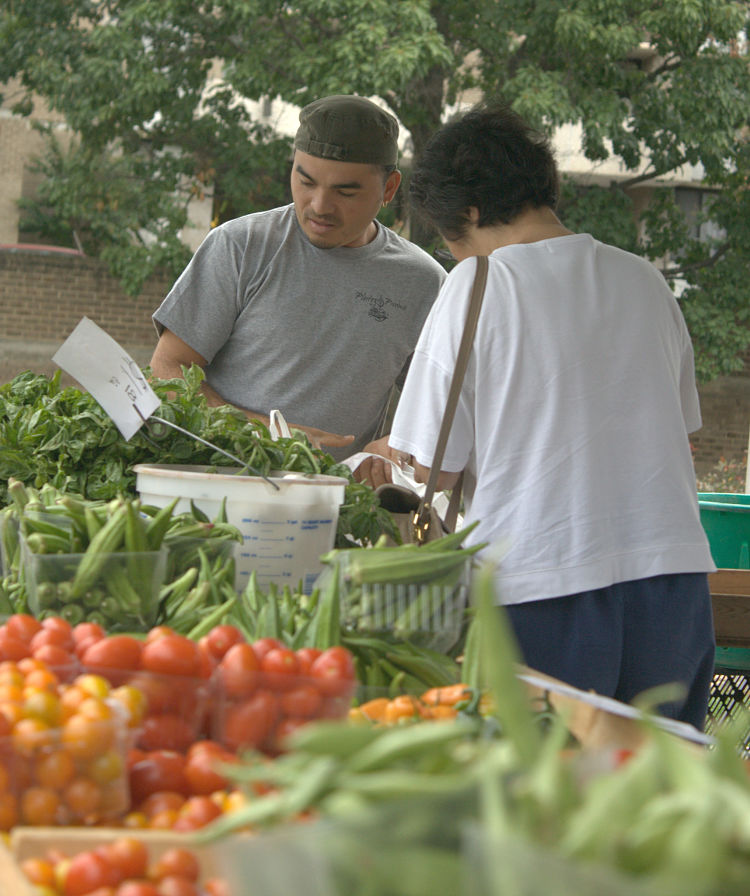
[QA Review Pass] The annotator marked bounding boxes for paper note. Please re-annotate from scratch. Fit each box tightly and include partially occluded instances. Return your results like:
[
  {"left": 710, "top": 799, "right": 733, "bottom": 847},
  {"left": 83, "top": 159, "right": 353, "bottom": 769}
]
[{"left": 53, "top": 317, "right": 160, "bottom": 440}]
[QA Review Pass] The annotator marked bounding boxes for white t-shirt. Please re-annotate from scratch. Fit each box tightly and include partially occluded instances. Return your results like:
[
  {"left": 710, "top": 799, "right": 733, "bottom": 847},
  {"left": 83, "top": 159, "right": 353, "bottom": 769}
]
[{"left": 389, "top": 234, "right": 715, "bottom": 605}]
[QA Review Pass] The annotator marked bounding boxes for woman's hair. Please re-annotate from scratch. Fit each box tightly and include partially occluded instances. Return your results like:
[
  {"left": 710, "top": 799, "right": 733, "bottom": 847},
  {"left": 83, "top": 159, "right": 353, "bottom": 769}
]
[{"left": 409, "top": 99, "right": 559, "bottom": 241}]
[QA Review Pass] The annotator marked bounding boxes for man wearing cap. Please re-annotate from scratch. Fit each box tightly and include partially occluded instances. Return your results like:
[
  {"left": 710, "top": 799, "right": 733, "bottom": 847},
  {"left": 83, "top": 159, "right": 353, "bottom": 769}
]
[{"left": 150, "top": 95, "right": 446, "bottom": 458}]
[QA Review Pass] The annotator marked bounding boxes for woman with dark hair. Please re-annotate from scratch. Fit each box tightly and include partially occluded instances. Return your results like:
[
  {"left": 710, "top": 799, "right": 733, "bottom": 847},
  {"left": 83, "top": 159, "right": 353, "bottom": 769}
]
[{"left": 387, "top": 100, "right": 716, "bottom": 730}]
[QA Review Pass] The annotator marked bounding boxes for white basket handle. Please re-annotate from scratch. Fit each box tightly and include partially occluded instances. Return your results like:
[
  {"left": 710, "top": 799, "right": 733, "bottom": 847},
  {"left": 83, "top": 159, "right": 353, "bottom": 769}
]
[{"left": 269, "top": 409, "right": 292, "bottom": 441}]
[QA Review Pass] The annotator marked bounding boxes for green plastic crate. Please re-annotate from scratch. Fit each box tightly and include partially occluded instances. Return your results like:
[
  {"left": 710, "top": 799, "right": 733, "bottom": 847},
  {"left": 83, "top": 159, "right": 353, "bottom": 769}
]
[{"left": 698, "top": 492, "right": 750, "bottom": 569}]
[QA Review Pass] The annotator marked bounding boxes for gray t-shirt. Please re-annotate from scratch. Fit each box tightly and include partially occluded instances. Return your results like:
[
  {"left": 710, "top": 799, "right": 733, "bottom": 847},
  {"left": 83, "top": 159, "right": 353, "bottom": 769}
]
[{"left": 153, "top": 204, "right": 446, "bottom": 457}]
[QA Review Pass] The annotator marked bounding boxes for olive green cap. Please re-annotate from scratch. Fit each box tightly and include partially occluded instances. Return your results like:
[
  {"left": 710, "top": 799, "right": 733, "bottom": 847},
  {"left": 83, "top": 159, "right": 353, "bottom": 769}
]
[{"left": 294, "top": 95, "right": 399, "bottom": 166}]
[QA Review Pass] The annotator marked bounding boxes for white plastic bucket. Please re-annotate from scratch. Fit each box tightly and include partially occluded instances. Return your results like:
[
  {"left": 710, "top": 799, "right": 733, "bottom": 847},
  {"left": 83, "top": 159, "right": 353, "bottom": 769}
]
[{"left": 133, "top": 464, "right": 348, "bottom": 594}]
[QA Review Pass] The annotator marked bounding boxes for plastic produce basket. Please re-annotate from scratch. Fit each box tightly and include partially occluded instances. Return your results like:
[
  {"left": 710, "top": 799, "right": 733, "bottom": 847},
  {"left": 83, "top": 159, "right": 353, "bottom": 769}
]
[
  {"left": 335, "top": 553, "right": 471, "bottom": 653},
  {"left": 698, "top": 492, "right": 750, "bottom": 569},
  {"left": 706, "top": 647, "right": 750, "bottom": 757}
]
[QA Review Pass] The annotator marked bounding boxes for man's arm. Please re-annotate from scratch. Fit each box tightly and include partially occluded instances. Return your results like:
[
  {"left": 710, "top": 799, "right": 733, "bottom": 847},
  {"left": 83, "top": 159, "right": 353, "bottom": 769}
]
[{"left": 150, "top": 328, "right": 355, "bottom": 452}]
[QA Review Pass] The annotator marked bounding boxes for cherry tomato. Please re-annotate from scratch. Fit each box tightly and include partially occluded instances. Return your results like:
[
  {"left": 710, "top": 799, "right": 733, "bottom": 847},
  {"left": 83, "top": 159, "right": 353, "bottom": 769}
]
[
  {"left": 0, "top": 631, "right": 32, "bottom": 661},
  {"left": 129, "top": 751, "right": 189, "bottom": 804},
  {"left": 221, "top": 690, "right": 277, "bottom": 752},
  {"left": 31, "top": 625, "right": 75, "bottom": 653},
  {"left": 310, "top": 646, "right": 356, "bottom": 697},
  {"left": 151, "top": 847, "right": 201, "bottom": 882},
  {"left": 41, "top": 615, "right": 74, "bottom": 638},
  {"left": 156, "top": 876, "right": 200, "bottom": 896},
  {"left": 204, "top": 879, "right": 230, "bottom": 896},
  {"left": 218, "top": 643, "right": 260, "bottom": 699},
  {"left": 97, "top": 837, "right": 149, "bottom": 881},
  {"left": 260, "top": 647, "right": 299, "bottom": 691},
  {"left": 63, "top": 849, "right": 123, "bottom": 896},
  {"left": 141, "top": 635, "right": 202, "bottom": 679},
  {"left": 204, "top": 624, "right": 245, "bottom": 661},
  {"left": 145, "top": 625, "right": 176, "bottom": 643},
  {"left": 32, "top": 643, "right": 78, "bottom": 677},
  {"left": 138, "top": 790, "right": 186, "bottom": 819},
  {"left": 250, "top": 637, "right": 284, "bottom": 661},
  {"left": 82, "top": 636, "right": 144, "bottom": 674},
  {"left": 117, "top": 882, "right": 160, "bottom": 896},
  {"left": 72, "top": 621, "right": 106, "bottom": 648},
  {"left": 5, "top": 614, "right": 42, "bottom": 644},
  {"left": 172, "top": 795, "right": 223, "bottom": 831}
]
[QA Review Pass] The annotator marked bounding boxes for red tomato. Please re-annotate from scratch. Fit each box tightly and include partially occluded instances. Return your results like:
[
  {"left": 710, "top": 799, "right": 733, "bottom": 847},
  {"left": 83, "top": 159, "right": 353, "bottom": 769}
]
[
  {"left": 97, "top": 837, "right": 149, "bottom": 880},
  {"left": 271, "top": 717, "right": 308, "bottom": 751},
  {"left": 32, "top": 643, "right": 77, "bottom": 676},
  {"left": 72, "top": 621, "right": 106, "bottom": 648},
  {"left": 294, "top": 647, "right": 322, "bottom": 675},
  {"left": 280, "top": 683, "right": 323, "bottom": 718},
  {"left": 260, "top": 647, "right": 299, "bottom": 691},
  {"left": 203, "top": 879, "right": 230, "bottom": 896},
  {"left": 218, "top": 643, "right": 260, "bottom": 699},
  {"left": 183, "top": 747, "right": 234, "bottom": 795},
  {"left": 63, "top": 849, "right": 123, "bottom": 896},
  {"left": 156, "top": 876, "right": 200, "bottom": 896},
  {"left": 204, "top": 624, "right": 245, "bottom": 661},
  {"left": 41, "top": 615, "right": 74, "bottom": 637},
  {"left": 221, "top": 690, "right": 277, "bottom": 752},
  {"left": 310, "top": 646, "right": 356, "bottom": 697},
  {"left": 151, "top": 847, "right": 201, "bottom": 882},
  {"left": 117, "top": 882, "right": 160, "bottom": 896},
  {"left": 128, "top": 751, "right": 189, "bottom": 804},
  {"left": 172, "top": 795, "right": 223, "bottom": 831},
  {"left": 83, "top": 636, "right": 144, "bottom": 674},
  {"left": 30, "top": 626, "right": 74, "bottom": 653},
  {"left": 141, "top": 635, "right": 202, "bottom": 679},
  {"left": 138, "top": 714, "right": 195, "bottom": 753},
  {"left": 4, "top": 613, "right": 42, "bottom": 644},
  {"left": 0, "top": 631, "right": 32, "bottom": 661},
  {"left": 250, "top": 637, "right": 284, "bottom": 661},
  {"left": 145, "top": 626, "right": 176, "bottom": 643}
]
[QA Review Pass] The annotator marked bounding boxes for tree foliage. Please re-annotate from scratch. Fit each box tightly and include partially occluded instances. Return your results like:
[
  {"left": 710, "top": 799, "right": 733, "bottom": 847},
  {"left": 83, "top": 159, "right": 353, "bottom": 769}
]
[{"left": 1, "top": 0, "right": 748, "bottom": 378}]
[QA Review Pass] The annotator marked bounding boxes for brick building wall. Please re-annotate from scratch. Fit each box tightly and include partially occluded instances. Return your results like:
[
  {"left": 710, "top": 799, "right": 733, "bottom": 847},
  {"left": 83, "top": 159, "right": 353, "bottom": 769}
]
[
  {"left": 0, "top": 246, "right": 170, "bottom": 384},
  {"left": 1, "top": 245, "right": 748, "bottom": 478}
]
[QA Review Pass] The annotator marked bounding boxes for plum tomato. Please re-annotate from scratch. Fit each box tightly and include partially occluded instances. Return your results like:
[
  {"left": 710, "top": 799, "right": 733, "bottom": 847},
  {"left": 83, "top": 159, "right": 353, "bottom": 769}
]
[
  {"left": 309, "top": 646, "right": 356, "bottom": 697},
  {"left": 260, "top": 647, "right": 299, "bottom": 691},
  {"left": 203, "top": 624, "right": 245, "bottom": 661},
  {"left": 183, "top": 747, "right": 234, "bottom": 796},
  {"left": 280, "top": 683, "right": 323, "bottom": 718},
  {"left": 137, "top": 714, "right": 195, "bottom": 753},
  {"left": 72, "top": 621, "right": 106, "bottom": 649},
  {"left": 140, "top": 635, "right": 202, "bottom": 679},
  {"left": 294, "top": 647, "right": 322, "bottom": 675},
  {"left": 82, "top": 636, "right": 144, "bottom": 673},
  {"left": 221, "top": 690, "right": 277, "bottom": 752},
  {"left": 217, "top": 643, "right": 260, "bottom": 699},
  {"left": 250, "top": 637, "right": 284, "bottom": 661},
  {"left": 128, "top": 751, "right": 189, "bottom": 804},
  {"left": 4, "top": 613, "right": 42, "bottom": 644}
]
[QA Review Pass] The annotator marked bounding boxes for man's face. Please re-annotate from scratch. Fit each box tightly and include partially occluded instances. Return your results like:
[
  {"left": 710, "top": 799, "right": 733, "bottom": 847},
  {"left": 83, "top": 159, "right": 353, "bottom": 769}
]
[{"left": 291, "top": 150, "right": 400, "bottom": 249}]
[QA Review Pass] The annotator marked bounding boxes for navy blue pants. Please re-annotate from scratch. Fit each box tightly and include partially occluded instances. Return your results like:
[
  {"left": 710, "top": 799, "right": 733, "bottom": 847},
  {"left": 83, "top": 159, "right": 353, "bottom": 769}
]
[{"left": 504, "top": 573, "right": 715, "bottom": 731}]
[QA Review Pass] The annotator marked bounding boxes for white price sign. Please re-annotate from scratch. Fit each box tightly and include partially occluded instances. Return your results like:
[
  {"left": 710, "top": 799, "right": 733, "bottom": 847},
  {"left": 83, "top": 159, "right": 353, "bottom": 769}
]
[{"left": 53, "top": 317, "right": 160, "bottom": 440}]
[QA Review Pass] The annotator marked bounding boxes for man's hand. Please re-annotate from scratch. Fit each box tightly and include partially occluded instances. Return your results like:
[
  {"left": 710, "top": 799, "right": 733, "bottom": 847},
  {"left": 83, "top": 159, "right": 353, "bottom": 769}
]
[{"left": 353, "top": 436, "right": 411, "bottom": 489}]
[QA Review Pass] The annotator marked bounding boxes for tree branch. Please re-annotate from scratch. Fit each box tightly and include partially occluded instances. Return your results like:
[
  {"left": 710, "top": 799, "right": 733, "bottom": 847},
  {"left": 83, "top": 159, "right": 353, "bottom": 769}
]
[{"left": 660, "top": 241, "right": 731, "bottom": 278}]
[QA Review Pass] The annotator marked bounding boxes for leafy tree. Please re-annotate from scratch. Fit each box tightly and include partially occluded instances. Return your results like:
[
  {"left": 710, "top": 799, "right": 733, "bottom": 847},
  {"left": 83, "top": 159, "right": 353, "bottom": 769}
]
[{"left": 1, "top": 0, "right": 748, "bottom": 379}]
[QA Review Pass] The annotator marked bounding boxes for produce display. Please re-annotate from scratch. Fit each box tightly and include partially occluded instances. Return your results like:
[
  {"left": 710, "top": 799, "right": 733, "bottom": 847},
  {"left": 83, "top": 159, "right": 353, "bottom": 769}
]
[{"left": 3, "top": 365, "right": 750, "bottom": 896}]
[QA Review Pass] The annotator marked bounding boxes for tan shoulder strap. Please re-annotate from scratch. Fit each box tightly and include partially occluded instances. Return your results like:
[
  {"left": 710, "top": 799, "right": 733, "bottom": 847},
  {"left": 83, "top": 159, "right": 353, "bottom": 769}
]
[{"left": 415, "top": 255, "right": 489, "bottom": 539}]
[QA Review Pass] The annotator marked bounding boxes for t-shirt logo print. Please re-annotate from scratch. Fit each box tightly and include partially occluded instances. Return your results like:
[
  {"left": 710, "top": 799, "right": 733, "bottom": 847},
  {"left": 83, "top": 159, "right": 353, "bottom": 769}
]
[{"left": 357, "top": 289, "right": 405, "bottom": 322}]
